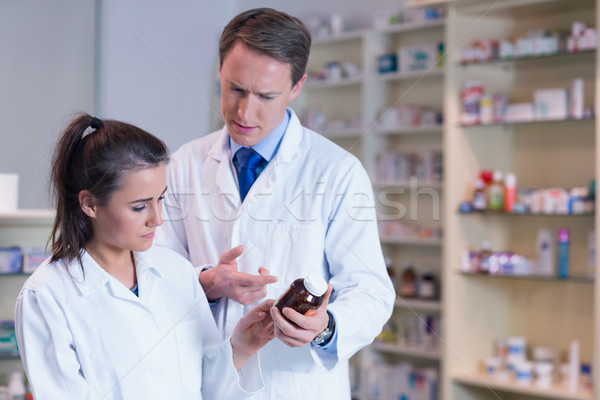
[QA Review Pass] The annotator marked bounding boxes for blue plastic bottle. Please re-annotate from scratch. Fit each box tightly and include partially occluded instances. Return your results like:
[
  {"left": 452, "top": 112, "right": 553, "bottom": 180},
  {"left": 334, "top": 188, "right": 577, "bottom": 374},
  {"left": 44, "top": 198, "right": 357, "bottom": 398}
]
[{"left": 558, "top": 228, "right": 570, "bottom": 279}]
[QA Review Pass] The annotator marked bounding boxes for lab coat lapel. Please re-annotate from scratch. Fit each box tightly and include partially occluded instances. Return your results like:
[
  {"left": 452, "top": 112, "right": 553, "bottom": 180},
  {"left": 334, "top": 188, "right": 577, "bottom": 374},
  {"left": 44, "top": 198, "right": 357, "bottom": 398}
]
[
  {"left": 242, "top": 110, "right": 303, "bottom": 204},
  {"left": 209, "top": 129, "right": 242, "bottom": 207}
]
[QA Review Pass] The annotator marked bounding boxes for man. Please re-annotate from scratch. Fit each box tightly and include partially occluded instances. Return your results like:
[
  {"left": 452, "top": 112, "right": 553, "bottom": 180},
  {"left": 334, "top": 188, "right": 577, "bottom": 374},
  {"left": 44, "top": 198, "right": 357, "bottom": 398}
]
[{"left": 156, "top": 8, "right": 395, "bottom": 399}]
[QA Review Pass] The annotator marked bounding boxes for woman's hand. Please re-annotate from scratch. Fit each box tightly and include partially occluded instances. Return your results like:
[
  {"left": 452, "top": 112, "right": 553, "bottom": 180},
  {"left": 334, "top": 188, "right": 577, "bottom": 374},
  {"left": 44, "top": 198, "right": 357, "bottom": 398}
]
[{"left": 230, "top": 299, "right": 275, "bottom": 371}]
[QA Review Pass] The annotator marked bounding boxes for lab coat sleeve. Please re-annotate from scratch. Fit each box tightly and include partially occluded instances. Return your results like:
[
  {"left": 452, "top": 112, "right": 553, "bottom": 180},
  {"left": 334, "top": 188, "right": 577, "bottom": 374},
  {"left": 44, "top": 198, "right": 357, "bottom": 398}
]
[
  {"left": 15, "top": 289, "right": 96, "bottom": 400},
  {"left": 202, "top": 341, "right": 263, "bottom": 399},
  {"left": 310, "top": 160, "right": 396, "bottom": 369},
  {"left": 195, "top": 268, "right": 264, "bottom": 398}
]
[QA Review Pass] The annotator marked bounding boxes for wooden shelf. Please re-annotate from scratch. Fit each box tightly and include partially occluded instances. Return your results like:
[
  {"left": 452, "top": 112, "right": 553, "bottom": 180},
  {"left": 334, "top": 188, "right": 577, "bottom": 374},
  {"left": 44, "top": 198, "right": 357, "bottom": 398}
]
[
  {"left": 453, "top": 372, "right": 593, "bottom": 400},
  {"left": 375, "top": 67, "right": 444, "bottom": 82},
  {"left": 373, "top": 180, "right": 443, "bottom": 189},
  {"left": 371, "top": 342, "right": 441, "bottom": 360},
  {"left": 312, "top": 30, "right": 365, "bottom": 46},
  {"left": 371, "top": 125, "right": 443, "bottom": 135},
  {"left": 304, "top": 76, "right": 363, "bottom": 89},
  {"left": 459, "top": 49, "right": 596, "bottom": 68},
  {"left": 460, "top": 271, "right": 594, "bottom": 284},
  {"left": 395, "top": 297, "right": 442, "bottom": 312},
  {"left": 321, "top": 128, "right": 363, "bottom": 139},
  {"left": 371, "top": 18, "right": 445, "bottom": 34},
  {"left": 380, "top": 235, "right": 442, "bottom": 246},
  {"left": 461, "top": 117, "right": 595, "bottom": 129},
  {"left": 0, "top": 209, "right": 54, "bottom": 225}
]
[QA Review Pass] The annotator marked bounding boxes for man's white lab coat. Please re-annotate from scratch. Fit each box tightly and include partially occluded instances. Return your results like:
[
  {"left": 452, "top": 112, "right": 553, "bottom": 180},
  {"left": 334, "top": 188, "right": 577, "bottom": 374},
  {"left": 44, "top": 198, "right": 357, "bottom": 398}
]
[{"left": 157, "top": 109, "right": 395, "bottom": 399}]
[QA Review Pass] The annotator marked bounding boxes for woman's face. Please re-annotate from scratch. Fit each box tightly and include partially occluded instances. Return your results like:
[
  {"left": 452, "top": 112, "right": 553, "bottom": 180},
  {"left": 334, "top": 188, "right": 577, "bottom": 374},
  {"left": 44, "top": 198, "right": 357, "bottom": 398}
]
[{"left": 90, "top": 164, "right": 166, "bottom": 253}]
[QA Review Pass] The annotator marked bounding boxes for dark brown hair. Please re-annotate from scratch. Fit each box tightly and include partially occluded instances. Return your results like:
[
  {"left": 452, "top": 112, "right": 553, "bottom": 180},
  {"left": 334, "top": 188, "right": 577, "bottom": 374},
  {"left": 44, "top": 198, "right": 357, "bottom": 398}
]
[
  {"left": 219, "top": 8, "right": 312, "bottom": 87},
  {"left": 49, "top": 113, "right": 169, "bottom": 267}
]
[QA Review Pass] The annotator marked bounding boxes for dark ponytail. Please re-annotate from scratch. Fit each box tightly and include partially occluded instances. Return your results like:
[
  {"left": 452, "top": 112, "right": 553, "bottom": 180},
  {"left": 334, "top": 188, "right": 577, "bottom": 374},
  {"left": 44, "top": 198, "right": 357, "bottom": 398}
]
[{"left": 49, "top": 113, "right": 169, "bottom": 267}]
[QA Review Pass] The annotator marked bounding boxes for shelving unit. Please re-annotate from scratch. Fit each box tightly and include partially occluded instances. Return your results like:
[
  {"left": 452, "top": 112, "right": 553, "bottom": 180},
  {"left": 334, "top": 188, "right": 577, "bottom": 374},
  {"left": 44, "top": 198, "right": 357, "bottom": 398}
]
[
  {"left": 293, "top": 14, "right": 446, "bottom": 400},
  {"left": 443, "top": 1, "right": 598, "bottom": 400},
  {"left": 0, "top": 210, "right": 54, "bottom": 380}
]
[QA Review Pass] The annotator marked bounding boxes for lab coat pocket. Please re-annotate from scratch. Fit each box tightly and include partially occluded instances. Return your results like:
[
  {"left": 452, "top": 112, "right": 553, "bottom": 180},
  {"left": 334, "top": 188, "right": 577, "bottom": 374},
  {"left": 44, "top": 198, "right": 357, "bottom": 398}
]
[
  {"left": 174, "top": 318, "right": 203, "bottom": 392},
  {"left": 266, "top": 222, "right": 327, "bottom": 298}
]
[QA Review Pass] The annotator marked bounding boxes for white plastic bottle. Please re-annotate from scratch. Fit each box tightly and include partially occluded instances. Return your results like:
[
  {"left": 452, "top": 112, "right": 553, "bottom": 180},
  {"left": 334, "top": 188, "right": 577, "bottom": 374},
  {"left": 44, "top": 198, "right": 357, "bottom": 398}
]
[
  {"left": 536, "top": 229, "right": 555, "bottom": 276},
  {"left": 7, "top": 371, "right": 25, "bottom": 400}
]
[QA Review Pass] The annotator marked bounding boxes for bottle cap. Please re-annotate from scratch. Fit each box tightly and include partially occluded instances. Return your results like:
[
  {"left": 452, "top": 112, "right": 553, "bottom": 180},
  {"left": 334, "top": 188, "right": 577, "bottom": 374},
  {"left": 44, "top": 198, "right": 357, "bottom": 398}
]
[
  {"left": 505, "top": 172, "right": 516, "bottom": 187},
  {"left": 558, "top": 228, "right": 569, "bottom": 242},
  {"left": 304, "top": 273, "right": 327, "bottom": 296}
]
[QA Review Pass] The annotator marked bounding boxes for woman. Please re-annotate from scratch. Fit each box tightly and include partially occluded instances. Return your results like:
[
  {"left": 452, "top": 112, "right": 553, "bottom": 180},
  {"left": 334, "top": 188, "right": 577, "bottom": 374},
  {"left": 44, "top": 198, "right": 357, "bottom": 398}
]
[{"left": 15, "top": 114, "right": 273, "bottom": 399}]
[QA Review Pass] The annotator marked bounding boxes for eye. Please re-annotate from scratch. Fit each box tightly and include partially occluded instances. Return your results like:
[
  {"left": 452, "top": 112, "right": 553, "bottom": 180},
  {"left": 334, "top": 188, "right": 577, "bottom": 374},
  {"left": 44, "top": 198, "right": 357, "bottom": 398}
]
[
  {"left": 260, "top": 94, "right": 275, "bottom": 100},
  {"left": 158, "top": 195, "right": 165, "bottom": 202},
  {"left": 132, "top": 205, "right": 146, "bottom": 212}
]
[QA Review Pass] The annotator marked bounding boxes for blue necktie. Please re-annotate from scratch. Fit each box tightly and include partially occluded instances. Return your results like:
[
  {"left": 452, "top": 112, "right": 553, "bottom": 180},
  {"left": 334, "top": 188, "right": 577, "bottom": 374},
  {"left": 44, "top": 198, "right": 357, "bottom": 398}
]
[{"left": 234, "top": 147, "right": 264, "bottom": 201}]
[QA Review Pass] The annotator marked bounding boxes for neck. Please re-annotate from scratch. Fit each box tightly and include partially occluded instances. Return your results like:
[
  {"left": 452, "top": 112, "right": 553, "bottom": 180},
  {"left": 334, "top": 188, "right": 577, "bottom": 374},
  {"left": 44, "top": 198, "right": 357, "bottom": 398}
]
[{"left": 85, "top": 242, "right": 137, "bottom": 289}]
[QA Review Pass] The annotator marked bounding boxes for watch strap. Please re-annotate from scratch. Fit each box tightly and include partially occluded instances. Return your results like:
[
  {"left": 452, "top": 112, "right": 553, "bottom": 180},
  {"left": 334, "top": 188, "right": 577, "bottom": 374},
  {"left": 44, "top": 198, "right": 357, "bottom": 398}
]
[{"left": 312, "top": 310, "right": 335, "bottom": 346}]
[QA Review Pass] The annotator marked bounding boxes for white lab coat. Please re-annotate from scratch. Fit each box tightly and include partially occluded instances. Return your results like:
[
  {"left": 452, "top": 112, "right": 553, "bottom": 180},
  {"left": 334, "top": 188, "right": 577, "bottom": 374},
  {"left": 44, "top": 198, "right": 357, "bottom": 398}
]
[
  {"left": 14, "top": 246, "right": 262, "bottom": 400},
  {"left": 156, "top": 109, "right": 395, "bottom": 399}
]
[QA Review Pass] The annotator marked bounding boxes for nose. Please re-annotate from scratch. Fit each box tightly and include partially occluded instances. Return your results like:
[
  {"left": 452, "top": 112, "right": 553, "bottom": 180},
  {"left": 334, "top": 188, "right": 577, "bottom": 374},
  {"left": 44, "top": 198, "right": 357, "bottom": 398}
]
[
  {"left": 148, "top": 205, "right": 163, "bottom": 227},
  {"left": 237, "top": 95, "right": 255, "bottom": 121}
]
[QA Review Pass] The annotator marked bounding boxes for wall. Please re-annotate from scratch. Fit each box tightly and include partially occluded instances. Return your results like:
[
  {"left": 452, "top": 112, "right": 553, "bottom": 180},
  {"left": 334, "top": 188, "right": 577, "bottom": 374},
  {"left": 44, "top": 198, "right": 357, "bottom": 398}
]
[
  {"left": 97, "top": 0, "right": 236, "bottom": 152},
  {"left": 0, "top": 0, "right": 405, "bottom": 209},
  {"left": 0, "top": 0, "right": 95, "bottom": 209}
]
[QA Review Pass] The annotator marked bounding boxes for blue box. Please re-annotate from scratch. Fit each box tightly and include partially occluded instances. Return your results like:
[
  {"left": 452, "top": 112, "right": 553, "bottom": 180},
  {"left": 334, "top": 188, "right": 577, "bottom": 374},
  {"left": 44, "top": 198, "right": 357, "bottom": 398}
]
[{"left": 0, "top": 247, "right": 22, "bottom": 274}]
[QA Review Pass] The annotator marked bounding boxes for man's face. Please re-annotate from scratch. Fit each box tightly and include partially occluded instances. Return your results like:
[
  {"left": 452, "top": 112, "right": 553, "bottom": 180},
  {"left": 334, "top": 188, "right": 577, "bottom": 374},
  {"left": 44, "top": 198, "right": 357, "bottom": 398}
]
[{"left": 219, "top": 41, "right": 306, "bottom": 147}]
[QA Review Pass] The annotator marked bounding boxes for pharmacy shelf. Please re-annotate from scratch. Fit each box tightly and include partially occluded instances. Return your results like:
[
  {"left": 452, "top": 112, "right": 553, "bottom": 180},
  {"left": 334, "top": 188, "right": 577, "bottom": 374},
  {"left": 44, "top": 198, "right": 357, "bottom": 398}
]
[
  {"left": 312, "top": 30, "right": 366, "bottom": 46},
  {"left": 371, "top": 342, "right": 441, "bottom": 360},
  {"left": 458, "top": 210, "right": 594, "bottom": 217},
  {"left": 461, "top": 117, "right": 595, "bottom": 129},
  {"left": 371, "top": 125, "right": 443, "bottom": 135},
  {"left": 453, "top": 373, "right": 593, "bottom": 400},
  {"left": 0, "top": 209, "right": 54, "bottom": 225},
  {"left": 372, "top": 18, "right": 446, "bottom": 34},
  {"left": 373, "top": 180, "right": 443, "bottom": 189},
  {"left": 321, "top": 128, "right": 363, "bottom": 139},
  {"left": 304, "top": 76, "right": 363, "bottom": 89},
  {"left": 375, "top": 67, "right": 444, "bottom": 82},
  {"left": 460, "top": 271, "right": 594, "bottom": 284},
  {"left": 380, "top": 235, "right": 442, "bottom": 246},
  {"left": 458, "top": 48, "right": 596, "bottom": 68},
  {"left": 395, "top": 297, "right": 442, "bottom": 312}
]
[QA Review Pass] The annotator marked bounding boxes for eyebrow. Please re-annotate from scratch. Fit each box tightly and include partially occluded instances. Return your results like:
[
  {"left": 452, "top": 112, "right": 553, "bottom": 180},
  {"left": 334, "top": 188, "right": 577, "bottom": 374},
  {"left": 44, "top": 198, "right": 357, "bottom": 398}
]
[
  {"left": 129, "top": 186, "right": 168, "bottom": 204},
  {"left": 226, "top": 80, "right": 282, "bottom": 97}
]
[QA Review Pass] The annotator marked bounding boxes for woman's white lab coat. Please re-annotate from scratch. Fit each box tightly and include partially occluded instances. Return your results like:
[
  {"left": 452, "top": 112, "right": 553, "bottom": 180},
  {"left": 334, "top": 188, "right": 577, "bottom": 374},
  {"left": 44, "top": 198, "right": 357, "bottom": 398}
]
[
  {"left": 157, "top": 109, "right": 395, "bottom": 399},
  {"left": 15, "top": 246, "right": 262, "bottom": 400}
]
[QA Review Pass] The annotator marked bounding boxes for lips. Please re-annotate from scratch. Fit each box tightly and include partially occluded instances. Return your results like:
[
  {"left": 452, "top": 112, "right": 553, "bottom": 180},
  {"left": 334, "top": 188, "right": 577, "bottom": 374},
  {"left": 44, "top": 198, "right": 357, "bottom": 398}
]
[
  {"left": 233, "top": 121, "right": 256, "bottom": 134},
  {"left": 142, "top": 231, "right": 155, "bottom": 239}
]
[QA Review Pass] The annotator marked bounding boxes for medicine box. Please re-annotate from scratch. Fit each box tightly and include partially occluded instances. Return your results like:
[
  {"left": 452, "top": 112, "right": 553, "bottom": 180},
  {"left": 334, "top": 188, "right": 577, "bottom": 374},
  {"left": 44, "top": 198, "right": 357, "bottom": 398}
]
[
  {"left": 22, "top": 246, "right": 50, "bottom": 274},
  {"left": 534, "top": 88, "right": 568, "bottom": 120},
  {"left": 398, "top": 43, "right": 438, "bottom": 72},
  {"left": 0, "top": 247, "right": 21, "bottom": 274}
]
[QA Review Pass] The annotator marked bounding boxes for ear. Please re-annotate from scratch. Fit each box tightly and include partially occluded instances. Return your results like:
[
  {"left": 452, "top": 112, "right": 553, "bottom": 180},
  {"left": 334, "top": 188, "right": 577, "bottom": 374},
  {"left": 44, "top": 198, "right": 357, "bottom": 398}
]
[
  {"left": 79, "top": 190, "right": 98, "bottom": 219},
  {"left": 289, "top": 73, "right": 307, "bottom": 101}
]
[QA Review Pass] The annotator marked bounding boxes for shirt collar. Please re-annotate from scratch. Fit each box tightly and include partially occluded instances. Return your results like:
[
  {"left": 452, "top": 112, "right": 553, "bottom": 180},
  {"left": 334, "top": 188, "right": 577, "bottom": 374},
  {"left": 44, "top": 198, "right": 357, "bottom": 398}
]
[
  {"left": 229, "top": 108, "right": 290, "bottom": 161},
  {"left": 71, "top": 249, "right": 161, "bottom": 297}
]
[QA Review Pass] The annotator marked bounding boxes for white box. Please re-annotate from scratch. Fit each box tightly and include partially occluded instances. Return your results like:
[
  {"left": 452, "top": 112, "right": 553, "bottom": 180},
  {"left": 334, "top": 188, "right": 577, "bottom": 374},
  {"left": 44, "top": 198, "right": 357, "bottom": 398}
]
[
  {"left": 534, "top": 88, "right": 568, "bottom": 120},
  {"left": 0, "top": 174, "right": 18, "bottom": 212}
]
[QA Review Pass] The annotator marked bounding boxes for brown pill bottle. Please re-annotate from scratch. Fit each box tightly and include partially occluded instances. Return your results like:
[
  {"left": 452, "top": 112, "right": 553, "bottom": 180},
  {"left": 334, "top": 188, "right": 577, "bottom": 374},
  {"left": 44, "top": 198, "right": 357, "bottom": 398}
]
[{"left": 274, "top": 273, "right": 327, "bottom": 315}]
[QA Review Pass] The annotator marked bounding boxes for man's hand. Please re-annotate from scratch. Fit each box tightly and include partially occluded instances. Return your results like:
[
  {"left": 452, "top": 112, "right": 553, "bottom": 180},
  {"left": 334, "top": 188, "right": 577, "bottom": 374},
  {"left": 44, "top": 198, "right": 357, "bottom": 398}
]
[
  {"left": 231, "top": 299, "right": 275, "bottom": 371},
  {"left": 270, "top": 284, "right": 333, "bottom": 347},
  {"left": 199, "top": 245, "right": 278, "bottom": 305}
]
